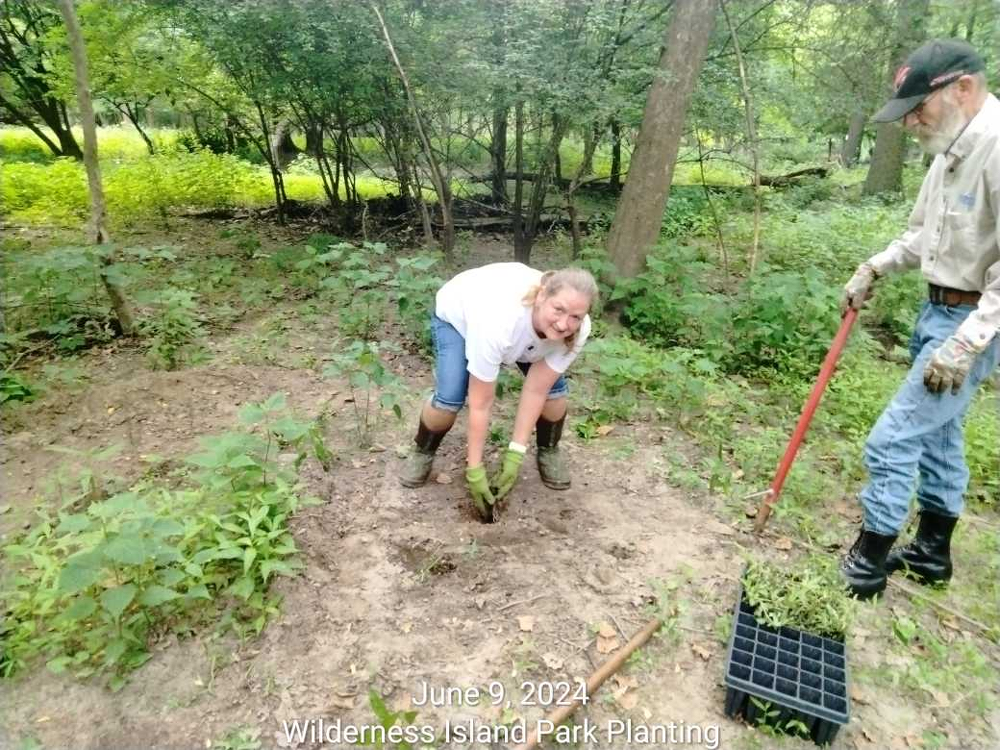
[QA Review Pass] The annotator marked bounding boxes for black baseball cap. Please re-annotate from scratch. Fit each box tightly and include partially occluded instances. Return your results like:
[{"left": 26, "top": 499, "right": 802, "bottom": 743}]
[{"left": 872, "top": 39, "right": 985, "bottom": 122}]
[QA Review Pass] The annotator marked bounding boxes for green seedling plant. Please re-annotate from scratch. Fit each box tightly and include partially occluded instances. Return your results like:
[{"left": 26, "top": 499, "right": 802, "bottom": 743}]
[
  {"left": 0, "top": 394, "right": 328, "bottom": 687},
  {"left": 140, "top": 288, "right": 206, "bottom": 370},
  {"left": 1, "top": 372, "right": 34, "bottom": 405},
  {"left": 362, "top": 689, "right": 422, "bottom": 750},
  {"left": 323, "top": 340, "right": 404, "bottom": 446},
  {"left": 389, "top": 253, "right": 443, "bottom": 352},
  {"left": 741, "top": 557, "right": 855, "bottom": 639},
  {"left": 748, "top": 697, "right": 810, "bottom": 739}
]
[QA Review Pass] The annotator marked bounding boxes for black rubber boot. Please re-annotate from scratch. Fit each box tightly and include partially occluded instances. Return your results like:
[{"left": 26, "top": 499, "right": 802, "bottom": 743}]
[
  {"left": 841, "top": 528, "right": 897, "bottom": 600},
  {"left": 536, "top": 415, "right": 570, "bottom": 490},
  {"left": 886, "top": 511, "right": 958, "bottom": 585},
  {"left": 399, "top": 419, "right": 449, "bottom": 488}
]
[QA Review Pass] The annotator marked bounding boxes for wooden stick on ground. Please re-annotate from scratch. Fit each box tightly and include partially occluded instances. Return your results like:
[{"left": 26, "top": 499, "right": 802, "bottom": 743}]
[{"left": 513, "top": 617, "right": 662, "bottom": 750}]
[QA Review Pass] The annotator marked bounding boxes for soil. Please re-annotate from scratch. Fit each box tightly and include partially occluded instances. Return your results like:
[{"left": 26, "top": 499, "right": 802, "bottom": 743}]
[{"left": 1, "top": 233, "right": 996, "bottom": 750}]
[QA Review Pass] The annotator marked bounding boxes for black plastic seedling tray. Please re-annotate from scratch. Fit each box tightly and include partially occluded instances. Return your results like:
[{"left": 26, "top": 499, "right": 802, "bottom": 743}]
[{"left": 723, "top": 587, "right": 850, "bottom": 745}]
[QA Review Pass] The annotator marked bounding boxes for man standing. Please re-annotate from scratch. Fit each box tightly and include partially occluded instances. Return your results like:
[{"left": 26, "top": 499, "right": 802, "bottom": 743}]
[{"left": 840, "top": 39, "right": 1000, "bottom": 599}]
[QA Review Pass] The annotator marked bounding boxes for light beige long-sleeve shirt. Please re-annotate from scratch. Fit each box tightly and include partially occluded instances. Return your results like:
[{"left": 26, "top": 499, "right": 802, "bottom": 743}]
[{"left": 868, "top": 93, "right": 1000, "bottom": 351}]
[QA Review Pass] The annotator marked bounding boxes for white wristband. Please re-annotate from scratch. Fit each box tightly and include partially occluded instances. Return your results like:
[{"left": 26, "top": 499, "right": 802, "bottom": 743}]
[{"left": 508, "top": 441, "right": 527, "bottom": 454}]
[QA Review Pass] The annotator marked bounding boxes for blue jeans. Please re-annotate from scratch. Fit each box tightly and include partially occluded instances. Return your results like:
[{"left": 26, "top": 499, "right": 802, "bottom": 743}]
[
  {"left": 861, "top": 301, "right": 1000, "bottom": 534},
  {"left": 429, "top": 314, "right": 568, "bottom": 412}
]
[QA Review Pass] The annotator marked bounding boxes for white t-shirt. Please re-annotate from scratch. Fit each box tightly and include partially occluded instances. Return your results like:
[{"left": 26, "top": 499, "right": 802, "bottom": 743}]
[{"left": 435, "top": 262, "right": 592, "bottom": 383}]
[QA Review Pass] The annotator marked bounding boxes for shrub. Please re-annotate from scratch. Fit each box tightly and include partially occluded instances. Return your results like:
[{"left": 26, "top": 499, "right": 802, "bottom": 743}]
[{"left": 0, "top": 394, "right": 329, "bottom": 687}]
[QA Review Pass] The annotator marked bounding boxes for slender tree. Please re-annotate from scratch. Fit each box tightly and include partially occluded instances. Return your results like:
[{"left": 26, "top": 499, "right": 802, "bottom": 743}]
[
  {"left": 606, "top": 0, "right": 717, "bottom": 279},
  {"left": 57, "top": 0, "right": 134, "bottom": 335}
]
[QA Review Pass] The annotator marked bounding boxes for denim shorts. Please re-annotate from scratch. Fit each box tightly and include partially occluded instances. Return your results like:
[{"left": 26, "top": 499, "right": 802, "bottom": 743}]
[{"left": 430, "top": 314, "right": 569, "bottom": 412}]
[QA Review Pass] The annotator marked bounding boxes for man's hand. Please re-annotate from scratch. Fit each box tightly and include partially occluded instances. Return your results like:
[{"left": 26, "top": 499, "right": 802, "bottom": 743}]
[
  {"left": 465, "top": 465, "right": 496, "bottom": 521},
  {"left": 491, "top": 448, "right": 525, "bottom": 501},
  {"left": 842, "top": 262, "right": 878, "bottom": 314},
  {"left": 924, "top": 334, "right": 979, "bottom": 394}
]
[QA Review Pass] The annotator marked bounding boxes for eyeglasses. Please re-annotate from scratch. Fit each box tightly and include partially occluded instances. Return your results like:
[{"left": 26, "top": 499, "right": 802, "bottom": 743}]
[{"left": 906, "top": 86, "right": 946, "bottom": 120}]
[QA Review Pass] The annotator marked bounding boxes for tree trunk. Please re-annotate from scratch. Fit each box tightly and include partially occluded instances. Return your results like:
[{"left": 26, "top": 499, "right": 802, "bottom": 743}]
[
  {"left": 57, "top": 0, "right": 134, "bottom": 335},
  {"left": 606, "top": 0, "right": 717, "bottom": 279},
  {"left": 609, "top": 119, "right": 622, "bottom": 192},
  {"left": 513, "top": 100, "right": 527, "bottom": 262},
  {"left": 371, "top": 2, "right": 454, "bottom": 259},
  {"left": 491, "top": 101, "right": 508, "bottom": 205},
  {"left": 841, "top": 110, "right": 866, "bottom": 167},
  {"left": 517, "top": 115, "right": 567, "bottom": 264},
  {"left": 863, "top": 0, "right": 930, "bottom": 196},
  {"left": 121, "top": 101, "right": 155, "bottom": 154},
  {"left": 271, "top": 119, "right": 301, "bottom": 171},
  {"left": 54, "top": 102, "right": 84, "bottom": 159},
  {"left": 253, "top": 101, "right": 286, "bottom": 223},
  {"left": 721, "top": 0, "right": 762, "bottom": 272},
  {"left": 581, "top": 124, "right": 597, "bottom": 177}
]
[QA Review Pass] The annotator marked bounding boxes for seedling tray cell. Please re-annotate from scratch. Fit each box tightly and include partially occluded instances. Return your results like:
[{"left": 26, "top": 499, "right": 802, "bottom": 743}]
[{"left": 723, "top": 588, "right": 850, "bottom": 745}]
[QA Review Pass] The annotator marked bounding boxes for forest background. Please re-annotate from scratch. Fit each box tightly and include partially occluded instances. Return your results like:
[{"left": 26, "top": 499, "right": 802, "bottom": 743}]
[{"left": 1, "top": 1, "right": 999, "bottom": 749}]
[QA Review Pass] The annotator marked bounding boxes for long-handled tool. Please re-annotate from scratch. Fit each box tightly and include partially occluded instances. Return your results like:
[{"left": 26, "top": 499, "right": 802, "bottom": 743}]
[
  {"left": 512, "top": 617, "right": 662, "bottom": 750},
  {"left": 753, "top": 308, "right": 858, "bottom": 533}
]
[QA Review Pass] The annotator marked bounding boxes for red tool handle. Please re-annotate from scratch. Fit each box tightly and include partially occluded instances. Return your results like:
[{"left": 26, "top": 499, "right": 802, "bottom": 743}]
[{"left": 754, "top": 308, "right": 858, "bottom": 532}]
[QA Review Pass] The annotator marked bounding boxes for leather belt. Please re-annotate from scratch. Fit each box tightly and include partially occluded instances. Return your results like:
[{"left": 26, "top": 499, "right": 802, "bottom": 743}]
[{"left": 928, "top": 283, "right": 981, "bottom": 306}]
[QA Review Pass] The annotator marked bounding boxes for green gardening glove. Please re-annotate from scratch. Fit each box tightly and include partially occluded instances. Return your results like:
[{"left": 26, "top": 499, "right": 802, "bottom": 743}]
[
  {"left": 465, "top": 465, "right": 497, "bottom": 522},
  {"left": 491, "top": 448, "right": 525, "bottom": 501}
]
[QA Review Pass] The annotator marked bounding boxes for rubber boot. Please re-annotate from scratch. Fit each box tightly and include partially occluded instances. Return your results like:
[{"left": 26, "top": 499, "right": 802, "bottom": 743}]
[
  {"left": 840, "top": 528, "right": 897, "bottom": 600},
  {"left": 399, "top": 419, "right": 449, "bottom": 488},
  {"left": 885, "top": 511, "right": 958, "bottom": 585},
  {"left": 536, "top": 415, "right": 570, "bottom": 490}
]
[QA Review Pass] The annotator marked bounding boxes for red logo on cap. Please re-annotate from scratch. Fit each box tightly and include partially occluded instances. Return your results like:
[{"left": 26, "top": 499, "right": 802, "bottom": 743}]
[{"left": 893, "top": 65, "right": 910, "bottom": 91}]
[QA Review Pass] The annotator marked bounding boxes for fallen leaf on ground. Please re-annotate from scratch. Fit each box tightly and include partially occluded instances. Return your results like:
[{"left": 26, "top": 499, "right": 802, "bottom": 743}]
[
  {"left": 517, "top": 616, "right": 535, "bottom": 632},
  {"left": 940, "top": 616, "right": 961, "bottom": 631},
  {"left": 542, "top": 653, "right": 563, "bottom": 670},
  {"left": 616, "top": 691, "right": 638, "bottom": 710},
  {"left": 691, "top": 642, "right": 712, "bottom": 660},
  {"left": 613, "top": 675, "right": 638, "bottom": 691},
  {"left": 435, "top": 473, "right": 452, "bottom": 484},
  {"left": 597, "top": 622, "right": 616, "bottom": 638},
  {"left": 597, "top": 635, "right": 619, "bottom": 654}
]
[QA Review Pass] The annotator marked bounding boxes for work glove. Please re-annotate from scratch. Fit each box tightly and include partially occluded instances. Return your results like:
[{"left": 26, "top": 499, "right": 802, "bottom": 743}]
[
  {"left": 491, "top": 447, "right": 526, "bottom": 501},
  {"left": 841, "top": 262, "right": 878, "bottom": 314},
  {"left": 465, "top": 465, "right": 497, "bottom": 522},
  {"left": 923, "top": 333, "right": 978, "bottom": 394}
]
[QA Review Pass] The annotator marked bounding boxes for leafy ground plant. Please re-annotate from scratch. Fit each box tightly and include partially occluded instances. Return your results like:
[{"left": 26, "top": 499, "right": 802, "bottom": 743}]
[
  {"left": 323, "top": 340, "right": 404, "bottom": 446},
  {"left": 741, "top": 556, "right": 855, "bottom": 639},
  {"left": 140, "top": 288, "right": 206, "bottom": 370},
  {"left": 0, "top": 394, "right": 329, "bottom": 688}
]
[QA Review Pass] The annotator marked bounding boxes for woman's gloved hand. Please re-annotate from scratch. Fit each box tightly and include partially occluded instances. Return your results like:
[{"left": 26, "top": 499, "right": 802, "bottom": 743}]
[
  {"left": 491, "top": 446, "right": 526, "bottom": 500},
  {"left": 465, "top": 465, "right": 497, "bottom": 522}
]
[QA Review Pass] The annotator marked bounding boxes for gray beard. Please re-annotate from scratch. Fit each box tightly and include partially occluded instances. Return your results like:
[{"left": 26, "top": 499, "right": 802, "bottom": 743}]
[{"left": 916, "top": 106, "right": 968, "bottom": 155}]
